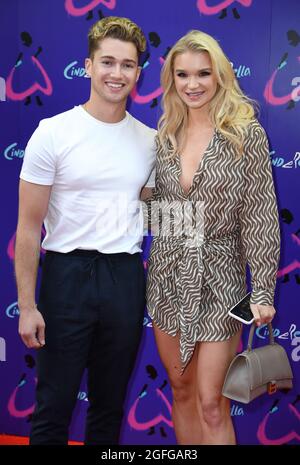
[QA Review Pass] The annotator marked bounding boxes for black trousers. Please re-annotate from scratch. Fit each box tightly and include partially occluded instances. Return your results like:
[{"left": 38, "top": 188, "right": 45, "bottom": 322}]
[{"left": 30, "top": 249, "right": 145, "bottom": 445}]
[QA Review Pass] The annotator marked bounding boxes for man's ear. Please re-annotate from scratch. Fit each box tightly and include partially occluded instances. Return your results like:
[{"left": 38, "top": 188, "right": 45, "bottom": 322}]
[
  {"left": 85, "top": 57, "right": 92, "bottom": 77},
  {"left": 136, "top": 66, "right": 142, "bottom": 82}
]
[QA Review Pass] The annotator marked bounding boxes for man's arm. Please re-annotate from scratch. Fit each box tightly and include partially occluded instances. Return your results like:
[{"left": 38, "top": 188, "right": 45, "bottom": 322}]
[
  {"left": 15, "top": 180, "right": 51, "bottom": 349},
  {"left": 140, "top": 187, "right": 153, "bottom": 201}
]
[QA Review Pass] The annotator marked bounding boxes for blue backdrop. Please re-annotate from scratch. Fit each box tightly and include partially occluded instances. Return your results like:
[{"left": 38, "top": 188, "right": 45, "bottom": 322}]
[{"left": 0, "top": 0, "right": 299, "bottom": 445}]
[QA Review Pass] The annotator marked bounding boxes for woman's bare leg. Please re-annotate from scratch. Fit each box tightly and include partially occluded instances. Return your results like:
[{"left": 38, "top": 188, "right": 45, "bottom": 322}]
[
  {"left": 152, "top": 323, "right": 201, "bottom": 444},
  {"left": 196, "top": 328, "right": 242, "bottom": 445}
]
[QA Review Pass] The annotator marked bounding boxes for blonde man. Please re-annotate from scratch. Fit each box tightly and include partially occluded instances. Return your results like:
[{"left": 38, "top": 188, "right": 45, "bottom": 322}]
[{"left": 15, "top": 17, "right": 156, "bottom": 445}]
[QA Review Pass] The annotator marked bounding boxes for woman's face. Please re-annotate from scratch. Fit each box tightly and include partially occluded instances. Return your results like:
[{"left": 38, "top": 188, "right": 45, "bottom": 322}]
[{"left": 173, "top": 50, "right": 218, "bottom": 113}]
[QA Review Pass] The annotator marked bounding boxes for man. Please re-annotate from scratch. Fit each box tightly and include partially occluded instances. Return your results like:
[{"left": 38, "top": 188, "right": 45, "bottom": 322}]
[{"left": 15, "top": 16, "right": 156, "bottom": 445}]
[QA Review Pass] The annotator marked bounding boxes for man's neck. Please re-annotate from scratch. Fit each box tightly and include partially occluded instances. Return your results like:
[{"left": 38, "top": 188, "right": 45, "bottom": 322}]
[{"left": 83, "top": 99, "right": 127, "bottom": 124}]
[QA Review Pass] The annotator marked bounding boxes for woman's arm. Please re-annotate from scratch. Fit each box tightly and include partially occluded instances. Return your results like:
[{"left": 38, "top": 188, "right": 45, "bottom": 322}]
[{"left": 239, "top": 122, "right": 280, "bottom": 323}]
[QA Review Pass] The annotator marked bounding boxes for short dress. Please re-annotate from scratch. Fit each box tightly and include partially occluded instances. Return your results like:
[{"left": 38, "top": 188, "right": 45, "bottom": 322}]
[{"left": 146, "top": 120, "right": 280, "bottom": 372}]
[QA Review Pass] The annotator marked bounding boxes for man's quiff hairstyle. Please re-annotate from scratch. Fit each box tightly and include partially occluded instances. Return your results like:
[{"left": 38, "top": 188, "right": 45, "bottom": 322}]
[{"left": 88, "top": 16, "right": 147, "bottom": 61}]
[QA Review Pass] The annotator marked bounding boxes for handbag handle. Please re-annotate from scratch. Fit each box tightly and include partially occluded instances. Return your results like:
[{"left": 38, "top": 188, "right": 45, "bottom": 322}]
[{"left": 247, "top": 322, "right": 275, "bottom": 351}]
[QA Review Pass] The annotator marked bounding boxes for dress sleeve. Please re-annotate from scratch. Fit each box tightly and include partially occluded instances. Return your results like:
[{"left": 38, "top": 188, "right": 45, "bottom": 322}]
[
  {"left": 143, "top": 136, "right": 163, "bottom": 236},
  {"left": 144, "top": 166, "right": 156, "bottom": 189},
  {"left": 239, "top": 122, "right": 280, "bottom": 306}
]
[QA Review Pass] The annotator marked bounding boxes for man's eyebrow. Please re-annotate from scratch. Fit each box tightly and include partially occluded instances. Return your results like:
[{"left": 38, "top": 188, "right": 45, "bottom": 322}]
[{"left": 100, "top": 55, "right": 137, "bottom": 64}]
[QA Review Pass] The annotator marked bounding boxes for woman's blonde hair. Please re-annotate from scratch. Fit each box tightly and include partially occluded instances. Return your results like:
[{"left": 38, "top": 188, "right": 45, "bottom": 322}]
[{"left": 158, "top": 30, "right": 257, "bottom": 156}]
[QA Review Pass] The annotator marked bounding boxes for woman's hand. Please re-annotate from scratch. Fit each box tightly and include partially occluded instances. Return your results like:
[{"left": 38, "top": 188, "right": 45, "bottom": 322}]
[{"left": 250, "top": 303, "right": 276, "bottom": 327}]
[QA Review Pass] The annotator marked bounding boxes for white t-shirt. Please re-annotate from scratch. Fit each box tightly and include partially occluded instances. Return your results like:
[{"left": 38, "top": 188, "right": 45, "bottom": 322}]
[{"left": 20, "top": 105, "right": 156, "bottom": 254}]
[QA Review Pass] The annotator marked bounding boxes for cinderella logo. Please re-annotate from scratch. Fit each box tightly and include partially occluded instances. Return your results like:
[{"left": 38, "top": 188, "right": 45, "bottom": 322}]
[
  {"left": 257, "top": 398, "right": 300, "bottom": 444},
  {"left": 230, "top": 61, "right": 251, "bottom": 78},
  {"left": 6, "top": 32, "right": 52, "bottom": 105},
  {"left": 7, "top": 376, "right": 37, "bottom": 419},
  {"left": 127, "top": 365, "right": 172, "bottom": 436},
  {"left": 131, "top": 57, "right": 165, "bottom": 105},
  {"left": 264, "top": 29, "right": 300, "bottom": 108},
  {"left": 64, "top": 61, "right": 90, "bottom": 80},
  {"left": 4, "top": 143, "right": 24, "bottom": 161},
  {"left": 64, "top": 0, "right": 116, "bottom": 16},
  {"left": 277, "top": 260, "right": 300, "bottom": 283},
  {"left": 6, "top": 56, "right": 52, "bottom": 102},
  {"left": 6, "top": 302, "right": 20, "bottom": 319},
  {"left": 271, "top": 150, "right": 300, "bottom": 169},
  {"left": 264, "top": 57, "right": 300, "bottom": 107},
  {"left": 197, "top": 0, "right": 252, "bottom": 15},
  {"left": 256, "top": 323, "right": 300, "bottom": 341},
  {"left": 127, "top": 389, "right": 173, "bottom": 432}
]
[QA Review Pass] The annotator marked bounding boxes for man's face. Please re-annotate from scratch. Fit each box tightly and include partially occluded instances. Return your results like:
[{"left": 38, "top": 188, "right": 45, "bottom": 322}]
[{"left": 85, "top": 37, "right": 141, "bottom": 106}]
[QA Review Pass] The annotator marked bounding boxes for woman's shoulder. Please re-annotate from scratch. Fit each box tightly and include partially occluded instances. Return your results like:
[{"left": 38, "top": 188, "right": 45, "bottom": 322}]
[{"left": 244, "top": 118, "right": 268, "bottom": 140}]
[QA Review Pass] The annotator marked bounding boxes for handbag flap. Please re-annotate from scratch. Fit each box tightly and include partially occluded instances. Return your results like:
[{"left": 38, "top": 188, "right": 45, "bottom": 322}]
[{"left": 244, "top": 343, "right": 293, "bottom": 389}]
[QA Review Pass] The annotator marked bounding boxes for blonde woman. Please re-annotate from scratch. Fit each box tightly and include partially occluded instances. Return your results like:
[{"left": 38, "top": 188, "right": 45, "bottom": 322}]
[{"left": 146, "top": 30, "right": 280, "bottom": 445}]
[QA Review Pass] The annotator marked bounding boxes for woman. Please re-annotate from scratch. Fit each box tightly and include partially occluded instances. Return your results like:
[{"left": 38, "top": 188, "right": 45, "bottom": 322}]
[{"left": 146, "top": 30, "right": 280, "bottom": 445}]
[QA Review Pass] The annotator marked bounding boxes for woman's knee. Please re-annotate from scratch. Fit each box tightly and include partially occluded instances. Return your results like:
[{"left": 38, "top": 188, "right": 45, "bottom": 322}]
[
  {"left": 199, "top": 396, "right": 225, "bottom": 428},
  {"left": 169, "top": 372, "right": 194, "bottom": 404}
]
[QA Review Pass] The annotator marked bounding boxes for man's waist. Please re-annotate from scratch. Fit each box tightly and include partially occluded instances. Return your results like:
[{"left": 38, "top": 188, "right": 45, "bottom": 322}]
[{"left": 46, "top": 249, "right": 138, "bottom": 259}]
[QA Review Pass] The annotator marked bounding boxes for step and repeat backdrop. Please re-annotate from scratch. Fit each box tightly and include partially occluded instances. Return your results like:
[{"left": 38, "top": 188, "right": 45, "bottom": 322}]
[{"left": 0, "top": 0, "right": 299, "bottom": 445}]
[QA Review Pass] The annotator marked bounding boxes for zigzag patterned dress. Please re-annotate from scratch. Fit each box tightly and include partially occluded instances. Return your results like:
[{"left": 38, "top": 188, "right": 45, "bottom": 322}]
[{"left": 146, "top": 120, "right": 280, "bottom": 372}]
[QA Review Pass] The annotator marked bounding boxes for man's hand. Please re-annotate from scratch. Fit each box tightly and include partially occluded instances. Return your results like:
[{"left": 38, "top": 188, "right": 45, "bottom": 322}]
[
  {"left": 18, "top": 307, "right": 46, "bottom": 349},
  {"left": 15, "top": 180, "right": 51, "bottom": 349},
  {"left": 250, "top": 303, "right": 276, "bottom": 327},
  {"left": 140, "top": 187, "right": 153, "bottom": 201}
]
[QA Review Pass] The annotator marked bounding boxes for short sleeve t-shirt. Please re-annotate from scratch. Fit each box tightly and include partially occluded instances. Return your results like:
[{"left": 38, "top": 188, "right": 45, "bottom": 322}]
[{"left": 20, "top": 105, "right": 156, "bottom": 254}]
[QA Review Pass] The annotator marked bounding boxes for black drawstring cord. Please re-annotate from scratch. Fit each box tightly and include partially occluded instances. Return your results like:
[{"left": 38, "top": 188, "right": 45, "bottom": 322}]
[{"left": 83, "top": 254, "right": 116, "bottom": 283}]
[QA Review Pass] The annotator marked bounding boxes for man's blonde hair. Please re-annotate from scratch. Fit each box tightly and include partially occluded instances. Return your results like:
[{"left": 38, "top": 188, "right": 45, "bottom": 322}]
[{"left": 88, "top": 16, "right": 146, "bottom": 61}]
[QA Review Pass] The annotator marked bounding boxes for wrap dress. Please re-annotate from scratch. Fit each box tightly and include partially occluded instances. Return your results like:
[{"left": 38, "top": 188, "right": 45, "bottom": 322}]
[{"left": 146, "top": 120, "right": 280, "bottom": 372}]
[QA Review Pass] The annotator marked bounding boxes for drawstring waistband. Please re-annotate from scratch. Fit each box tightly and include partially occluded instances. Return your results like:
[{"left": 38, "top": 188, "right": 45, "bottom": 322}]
[
  {"left": 46, "top": 249, "right": 129, "bottom": 284},
  {"left": 83, "top": 254, "right": 116, "bottom": 283}
]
